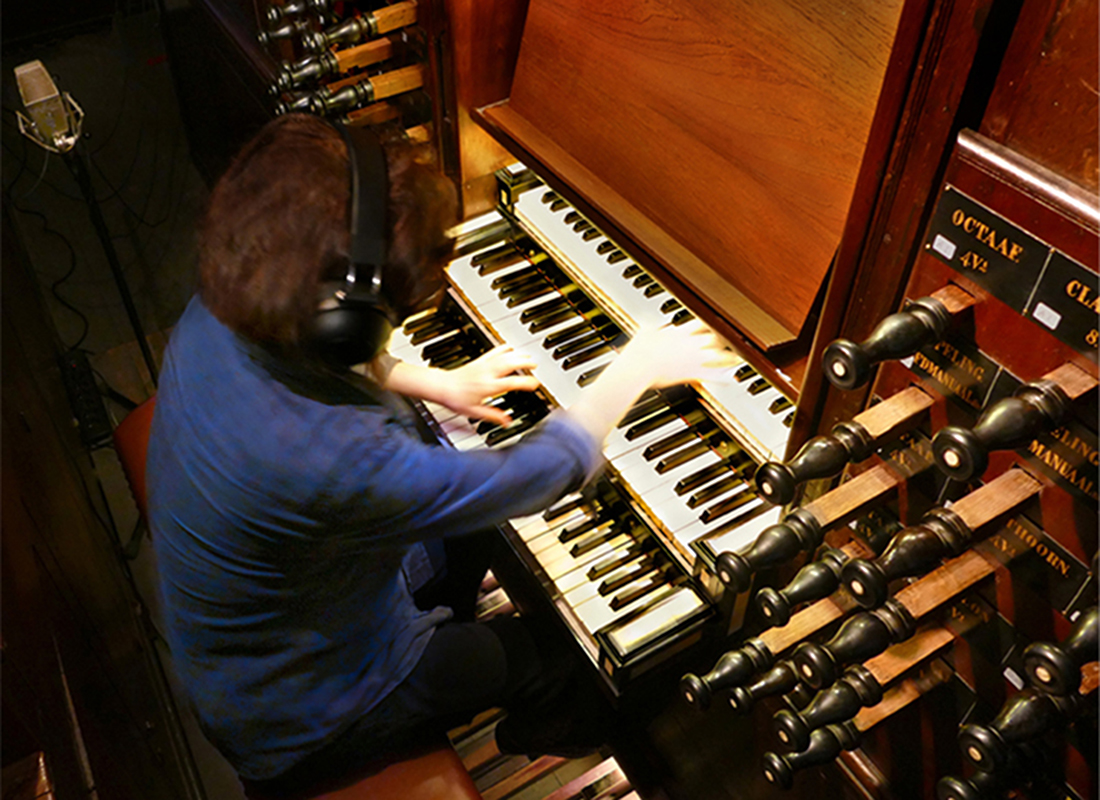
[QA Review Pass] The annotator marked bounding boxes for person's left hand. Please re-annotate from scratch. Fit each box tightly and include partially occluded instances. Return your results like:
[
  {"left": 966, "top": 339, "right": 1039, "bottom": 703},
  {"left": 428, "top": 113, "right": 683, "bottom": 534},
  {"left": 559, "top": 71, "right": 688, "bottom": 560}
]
[{"left": 436, "top": 345, "right": 540, "bottom": 425}]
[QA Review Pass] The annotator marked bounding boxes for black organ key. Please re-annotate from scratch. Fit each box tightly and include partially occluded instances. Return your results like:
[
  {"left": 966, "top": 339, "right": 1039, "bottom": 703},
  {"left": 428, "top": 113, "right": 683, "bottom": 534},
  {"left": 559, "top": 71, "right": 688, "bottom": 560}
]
[
  {"left": 541, "top": 190, "right": 559, "bottom": 204},
  {"left": 747, "top": 377, "right": 772, "bottom": 396},
  {"left": 544, "top": 496, "right": 586, "bottom": 521},
  {"left": 784, "top": 412, "right": 795, "bottom": 428},
  {"left": 549, "top": 198, "right": 569, "bottom": 212},
  {"left": 577, "top": 363, "right": 609, "bottom": 386},
  {"left": 587, "top": 542, "right": 649, "bottom": 581},
  {"left": 735, "top": 364, "right": 758, "bottom": 382},
  {"left": 570, "top": 524, "right": 624, "bottom": 557},
  {"left": 661, "top": 298, "right": 682, "bottom": 314},
  {"left": 518, "top": 288, "right": 590, "bottom": 324},
  {"left": 675, "top": 454, "right": 751, "bottom": 495},
  {"left": 618, "top": 391, "right": 668, "bottom": 428},
  {"left": 490, "top": 264, "right": 543, "bottom": 290},
  {"left": 609, "top": 571, "right": 669, "bottom": 611},
  {"left": 476, "top": 249, "right": 545, "bottom": 277},
  {"left": 573, "top": 220, "right": 593, "bottom": 233},
  {"left": 528, "top": 306, "right": 582, "bottom": 332},
  {"left": 625, "top": 403, "right": 697, "bottom": 440},
  {"left": 700, "top": 487, "right": 760, "bottom": 523},
  {"left": 688, "top": 474, "right": 745, "bottom": 509},
  {"left": 559, "top": 515, "right": 610, "bottom": 543},
  {"left": 607, "top": 250, "right": 629, "bottom": 264},
  {"left": 672, "top": 310, "right": 695, "bottom": 325},
  {"left": 561, "top": 337, "right": 623, "bottom": 370},
  {"left": 407, "top": 318, "right": 453, "bottom": 345},
  {"left": 564, "top": 211, "right": 583, "bottom": 224},
  {"left": 505, "top": 282, "right": 558, "bottom": 308},
  {"left": 643, "top": 420, "right": 719, "bottom": 460},
  {"left": 552, "top": 321, "right": 621, "bottom": 358},
  {"left": 596, "top": 240, "right": 617, "bottom": 255},
  {"left": 770, "top": 396, "right": 794, "bottom": 414},
  {"left": 599, "top": 560, "right": 660, "bottom": 595},
  {"left": 421, "top": 333, "right": 467, "bottom": 361},
  {"left": 485, "top": 411, "right": 546, "bottom": 446},
  {"left": 633, "top": 274, "right": 656, "bottom": 288},
  {"left": 581, "top": 227, "right": 602, "bottom": 241},
  {"left": 469, "top": 240, "right": 517, "bottom": 267},
  {"left": 644, "top": 282, "right": 667, "bottom": 297},
  {"left": 655, "top": 432, "right": 733, "bottom": 474},
  {"left": 543, "top": 314, "right": 611, "bottom": 348},
  {"left": 623, "top": 264, "right": 643, "bottom": 279}
]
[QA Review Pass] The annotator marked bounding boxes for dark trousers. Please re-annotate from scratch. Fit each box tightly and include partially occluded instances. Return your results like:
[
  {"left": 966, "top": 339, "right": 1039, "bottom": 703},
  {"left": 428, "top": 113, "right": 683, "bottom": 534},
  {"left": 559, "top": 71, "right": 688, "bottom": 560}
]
[{"left": 242, "top": 531, "right": 585, "bottom": 799}]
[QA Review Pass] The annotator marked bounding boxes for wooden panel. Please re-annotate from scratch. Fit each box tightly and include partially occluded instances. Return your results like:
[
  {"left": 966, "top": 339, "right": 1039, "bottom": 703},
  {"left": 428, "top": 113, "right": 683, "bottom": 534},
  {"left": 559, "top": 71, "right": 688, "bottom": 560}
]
[
  {"left": 982, "top": 0, "right": 1099, "bottom": 192},
  {"left": 494, "top": 0, "right": 905, "bottom": 347},
  {"left": 444, "top": 0, "right": 530, "bottom": 216}
]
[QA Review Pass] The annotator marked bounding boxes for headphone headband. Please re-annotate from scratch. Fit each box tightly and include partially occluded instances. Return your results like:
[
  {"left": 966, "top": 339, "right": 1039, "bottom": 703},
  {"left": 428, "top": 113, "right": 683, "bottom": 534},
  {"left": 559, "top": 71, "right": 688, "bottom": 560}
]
[
  {"left": 338, "top": 123, "right": 389, "bottom": 274},
  {"left": 309, "top": 122, "right": 396, "bottom": 366}
]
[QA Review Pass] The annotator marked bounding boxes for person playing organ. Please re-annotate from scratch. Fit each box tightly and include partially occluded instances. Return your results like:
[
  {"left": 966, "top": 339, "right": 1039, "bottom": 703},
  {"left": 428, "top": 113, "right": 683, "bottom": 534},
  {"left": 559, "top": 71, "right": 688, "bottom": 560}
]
[{"left": 146, "top": 113, "right": 736, "bottom": 796}]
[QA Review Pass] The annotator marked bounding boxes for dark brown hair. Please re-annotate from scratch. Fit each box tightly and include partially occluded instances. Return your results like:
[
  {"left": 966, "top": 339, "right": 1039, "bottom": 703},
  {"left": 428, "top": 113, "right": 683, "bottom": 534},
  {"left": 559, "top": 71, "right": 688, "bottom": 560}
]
[{"left": 199, "top": 114, "right": 457, "bottom": 348}]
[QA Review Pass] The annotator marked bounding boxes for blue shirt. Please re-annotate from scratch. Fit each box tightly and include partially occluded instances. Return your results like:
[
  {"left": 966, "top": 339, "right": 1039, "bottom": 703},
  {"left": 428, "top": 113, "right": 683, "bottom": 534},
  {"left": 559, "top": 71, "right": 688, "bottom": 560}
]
[{"left": 147, "top": 296, "right": 599, "bottom": 779}]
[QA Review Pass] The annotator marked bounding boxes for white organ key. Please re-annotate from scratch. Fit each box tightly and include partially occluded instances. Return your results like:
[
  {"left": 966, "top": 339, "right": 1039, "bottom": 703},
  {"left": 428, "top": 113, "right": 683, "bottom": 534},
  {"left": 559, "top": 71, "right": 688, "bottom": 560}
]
[
  {"left": 515, "top": 191, "right": 672, "bottom": 330},
  {"left": 604, "top": 586, "right": 707, "bottom": 655},
  {"left": 569, "top": 576, "right": 676, "bottom": 634}
]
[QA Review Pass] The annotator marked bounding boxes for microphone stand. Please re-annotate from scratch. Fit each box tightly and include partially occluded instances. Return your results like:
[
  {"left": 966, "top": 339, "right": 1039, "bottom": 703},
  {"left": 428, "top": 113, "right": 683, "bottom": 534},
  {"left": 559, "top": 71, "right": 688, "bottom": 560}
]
[{"left": 63, "top": 140, "right": 158, "bottom": 386}]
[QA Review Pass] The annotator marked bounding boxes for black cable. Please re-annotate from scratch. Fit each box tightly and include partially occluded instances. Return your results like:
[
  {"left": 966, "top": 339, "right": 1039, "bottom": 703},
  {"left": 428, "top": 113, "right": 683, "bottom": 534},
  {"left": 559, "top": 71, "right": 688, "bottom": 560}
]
[{"left": 4, "top": 185, "right": 92, "bottom": 351}]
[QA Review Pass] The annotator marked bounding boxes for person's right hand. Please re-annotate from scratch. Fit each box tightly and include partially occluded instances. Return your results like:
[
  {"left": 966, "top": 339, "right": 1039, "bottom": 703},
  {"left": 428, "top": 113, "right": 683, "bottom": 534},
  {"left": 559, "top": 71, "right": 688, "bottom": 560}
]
[
  {"left": 616, "top": 321, "right": 739, "bottom": 390},
  {"left": 565, "top": 321, "right": 739, "bottom": 447}
]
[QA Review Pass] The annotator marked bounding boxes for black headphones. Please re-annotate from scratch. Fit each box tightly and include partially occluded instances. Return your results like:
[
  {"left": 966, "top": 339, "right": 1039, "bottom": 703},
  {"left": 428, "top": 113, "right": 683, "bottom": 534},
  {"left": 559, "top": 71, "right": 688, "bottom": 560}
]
[{"left": 309, "top": 123, "right": 397, "bottom": 366}]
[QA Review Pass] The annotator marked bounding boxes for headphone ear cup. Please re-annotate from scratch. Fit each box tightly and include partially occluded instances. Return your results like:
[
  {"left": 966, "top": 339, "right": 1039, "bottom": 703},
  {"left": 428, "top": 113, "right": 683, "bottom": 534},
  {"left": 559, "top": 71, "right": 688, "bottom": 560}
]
[{"left": 310, "top": 302, "right": 393, "bottom": 366}]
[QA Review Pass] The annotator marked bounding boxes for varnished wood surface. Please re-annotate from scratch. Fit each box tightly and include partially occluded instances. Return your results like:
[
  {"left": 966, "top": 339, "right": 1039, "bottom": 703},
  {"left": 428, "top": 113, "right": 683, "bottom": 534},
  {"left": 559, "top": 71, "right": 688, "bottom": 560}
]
[
  {"left": 492, "top": 0, "right": 906, "bottom": 349},
  {"left": 863, "top": 624, "right": 953, "bottom": 685},
  {"left": 981, "top": 0, "right": 1099, "bottom": 193},
  {"left": 806, "top": 463, "right": 902, "bottom": 526},
  {"left": 854, "top": 659, "right": 951, "bottom": 730},
  {"left": 951, "top": 468, "right": 1042, "bottom": 532},
  {"left": 930, "top": 283, "right": 978, "bottom": 315},
  {"left": 445, "top": 0, "right": 530, "bottom": 216},
  {"left": 896, "top": 547, "right": 998, "bottom": 620},
  {"left": 1046, "top": 361, "right": 1098, "bottom": 400},
  {"left": 371, "top": 64, "right": 425, "bottom": 101},
  {"left": 334, "top": 36, "right": 394, "bottom": 71},
  {"left": 762, "top": 594, "right": 856, "bottom": 655},
  {"left": 374, "top": 0, "right": 419, "bottom": 35},
  {"left": 853, "top": 386, "right": 934, "bottom": 440}
]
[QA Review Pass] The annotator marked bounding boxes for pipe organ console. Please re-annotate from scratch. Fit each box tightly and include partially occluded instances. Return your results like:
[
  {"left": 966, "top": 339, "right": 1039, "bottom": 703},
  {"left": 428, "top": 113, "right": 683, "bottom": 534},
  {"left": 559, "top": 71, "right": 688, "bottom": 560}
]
[{"left": 160, "top": 0, "right": 1097, "bottom": 797}]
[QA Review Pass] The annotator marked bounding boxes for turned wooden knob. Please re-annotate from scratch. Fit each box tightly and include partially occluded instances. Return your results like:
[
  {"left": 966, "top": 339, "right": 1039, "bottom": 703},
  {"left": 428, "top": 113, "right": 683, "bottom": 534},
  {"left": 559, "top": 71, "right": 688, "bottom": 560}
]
[
  {"left": 274, "top": 51, "right": 338, "bottom": 93},
  {"left": 714, "top": 508, "right": 821, "bottom": 592},
  {"left": 755, "top": 421, "right": 873, "bottom": 505},
  {"left": 932, "top": 380, "right": 1068, "bottom": 482},
  {"left": 792, "top": 600, "right": 915, "bottom": 689},
  {"left": 958, "top": 689, "right": 1079, "bottom": 773},
  {"left": 680, "top": 639, "right": 773, "bottom": 710},
  {"left": 762, "top": 721, "right": 860, "bottom": 789},
  {"left": 757, "top": 547, "right": 850, "bottom": 628},
  {"left": 728, "top": 661, "right": 802, "bottom": 715},
  {"left": 1023, "top": 606, "right": 1098, "bottom": 695},
  {"left": 772, "top": 664, "right": 882, "bottom": 751},
  {"left": 843, "top": 508, "right": 971, "bottom": 609},
  {"left": 822, "top": 296, "right": 950, "bottom": 390}
]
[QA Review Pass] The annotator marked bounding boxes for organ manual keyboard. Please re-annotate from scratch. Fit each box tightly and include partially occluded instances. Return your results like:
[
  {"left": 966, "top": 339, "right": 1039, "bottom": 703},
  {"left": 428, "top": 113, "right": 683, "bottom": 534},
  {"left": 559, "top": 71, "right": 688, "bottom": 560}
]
[{"left": 381, "top": 201, "right": 792, "bottom": 690}]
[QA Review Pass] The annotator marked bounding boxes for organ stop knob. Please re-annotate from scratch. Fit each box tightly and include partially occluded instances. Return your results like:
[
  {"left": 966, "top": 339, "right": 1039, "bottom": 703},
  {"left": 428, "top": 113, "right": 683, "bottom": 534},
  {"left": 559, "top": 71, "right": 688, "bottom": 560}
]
[
  {"left": 932, "top": 380, "right": 1068, "bottom": 482},
  {"left": 1022, "top": 605, "right": 1098, "bottom": 695},
  {"left": 823, "top": 295, "right": 951, "bottom": 390}
]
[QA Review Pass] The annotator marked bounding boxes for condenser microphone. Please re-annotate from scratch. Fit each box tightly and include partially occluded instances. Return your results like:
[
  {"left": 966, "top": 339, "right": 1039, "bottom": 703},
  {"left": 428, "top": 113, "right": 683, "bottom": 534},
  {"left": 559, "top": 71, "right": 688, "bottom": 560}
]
[{"left": 14, "top": 59, "right": 83, "bottom": 152}]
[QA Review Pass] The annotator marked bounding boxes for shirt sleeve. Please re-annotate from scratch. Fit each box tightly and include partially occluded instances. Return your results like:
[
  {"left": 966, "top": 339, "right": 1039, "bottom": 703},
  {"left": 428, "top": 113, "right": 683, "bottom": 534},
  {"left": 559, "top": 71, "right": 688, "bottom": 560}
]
[{"left": 319, "top": 408, "right": 602, "bottom": 547}]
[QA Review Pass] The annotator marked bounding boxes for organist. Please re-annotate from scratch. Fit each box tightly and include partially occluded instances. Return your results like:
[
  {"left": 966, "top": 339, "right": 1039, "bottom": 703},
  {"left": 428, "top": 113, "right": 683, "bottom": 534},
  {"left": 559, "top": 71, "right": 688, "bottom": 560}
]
[{"left": 147, "top": 114, "right": 736, "bottom": 795}]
